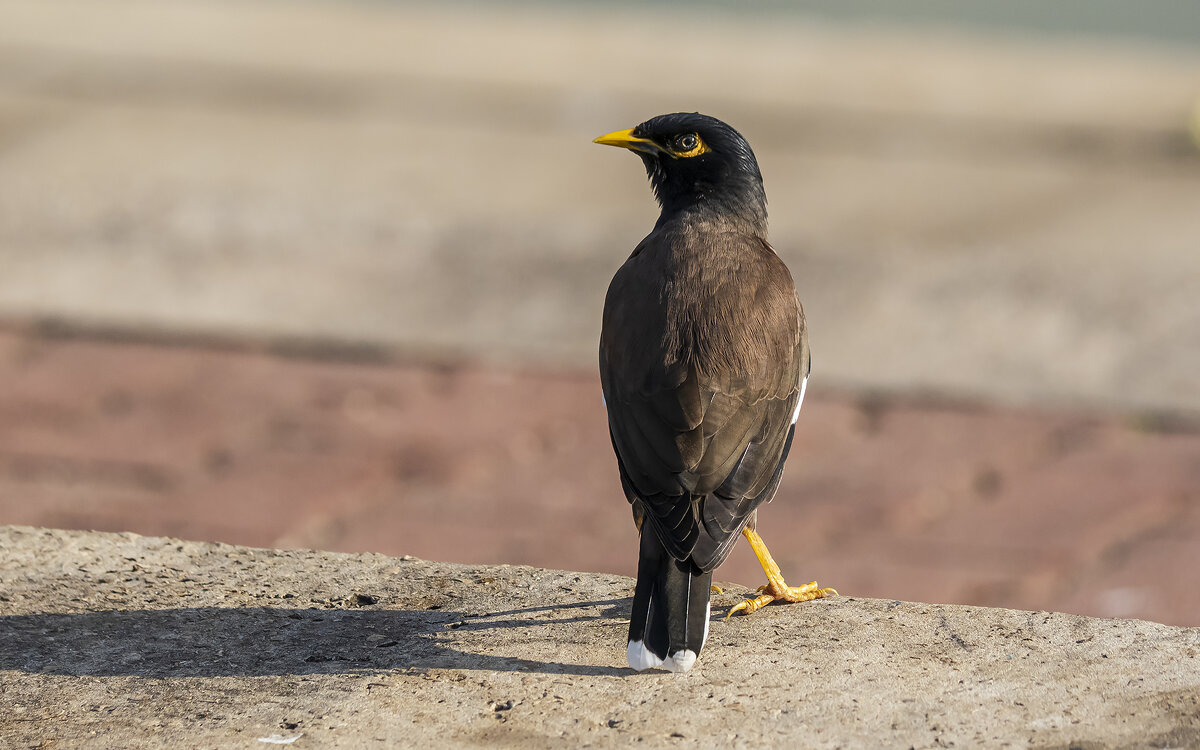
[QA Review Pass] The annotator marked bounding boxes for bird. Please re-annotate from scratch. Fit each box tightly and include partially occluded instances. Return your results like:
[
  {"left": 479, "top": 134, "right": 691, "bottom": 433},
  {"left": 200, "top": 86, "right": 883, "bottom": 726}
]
[{"left": 594, "top": 113, "right": 836, "bottom": 673}]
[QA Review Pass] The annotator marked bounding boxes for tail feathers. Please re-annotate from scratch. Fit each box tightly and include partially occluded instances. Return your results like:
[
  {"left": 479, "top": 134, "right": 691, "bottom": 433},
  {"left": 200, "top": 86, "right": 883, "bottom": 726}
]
[{"left": 627, "top": 530, "right": 713, "bottom": 673}]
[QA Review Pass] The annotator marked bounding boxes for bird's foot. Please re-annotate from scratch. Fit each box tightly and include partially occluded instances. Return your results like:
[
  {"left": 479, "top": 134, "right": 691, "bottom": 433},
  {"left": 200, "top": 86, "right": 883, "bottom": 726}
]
[
  {"left": 724, "top": 526, "right": 837, "bottom": 619},
  {"left": 726, "top": 579, "right": 837, "bottom": 618}
]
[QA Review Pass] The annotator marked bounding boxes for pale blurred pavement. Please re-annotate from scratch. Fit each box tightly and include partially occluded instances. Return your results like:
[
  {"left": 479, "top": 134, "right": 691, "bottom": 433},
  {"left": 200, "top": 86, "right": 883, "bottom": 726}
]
[{"left": 2, "top": 0, "right": 1199, "bottom": 413}]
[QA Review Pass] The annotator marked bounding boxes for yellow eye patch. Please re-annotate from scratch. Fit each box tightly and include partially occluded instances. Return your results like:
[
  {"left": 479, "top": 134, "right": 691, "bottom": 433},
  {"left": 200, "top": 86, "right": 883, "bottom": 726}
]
[{"left": 670, "top": 134, "right": 711, "bottom": 159}]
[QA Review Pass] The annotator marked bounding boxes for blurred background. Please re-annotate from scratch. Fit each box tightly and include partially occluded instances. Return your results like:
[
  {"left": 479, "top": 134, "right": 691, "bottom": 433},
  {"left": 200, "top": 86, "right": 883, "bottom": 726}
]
[{"left": 1, "top": 0, "right": 1198, "bottom": 625}]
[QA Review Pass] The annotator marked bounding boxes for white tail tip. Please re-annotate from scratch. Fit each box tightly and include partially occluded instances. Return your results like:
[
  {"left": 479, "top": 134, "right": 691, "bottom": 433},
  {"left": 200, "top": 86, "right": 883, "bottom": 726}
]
[
  {"left": 662, "top": 649, "right": 697, "bottom": 673},
  {"left": 627, "top": 640, "right": 664, "bottom": 671}
]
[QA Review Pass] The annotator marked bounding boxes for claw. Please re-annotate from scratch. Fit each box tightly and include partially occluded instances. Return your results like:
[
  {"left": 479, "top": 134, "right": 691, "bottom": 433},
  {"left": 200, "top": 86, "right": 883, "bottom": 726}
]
[
  {"left": 725, "top": 593, "right": 776, "bottom": 619},
  {"left": 725, "top": 528, "right": 838, "bottom": 618}
]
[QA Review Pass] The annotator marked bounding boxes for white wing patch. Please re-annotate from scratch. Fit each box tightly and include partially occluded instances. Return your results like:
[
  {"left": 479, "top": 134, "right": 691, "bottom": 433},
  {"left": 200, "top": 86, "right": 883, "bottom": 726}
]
[{"left": 791, "top": 374, "right": 808, "bottom": 424}]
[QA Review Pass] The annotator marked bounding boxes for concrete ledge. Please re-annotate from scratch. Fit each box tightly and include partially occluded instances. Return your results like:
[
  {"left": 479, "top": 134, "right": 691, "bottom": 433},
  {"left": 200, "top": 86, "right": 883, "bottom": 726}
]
[{"left": 1, "top": 526, "right": 1197, "bottom": 748}]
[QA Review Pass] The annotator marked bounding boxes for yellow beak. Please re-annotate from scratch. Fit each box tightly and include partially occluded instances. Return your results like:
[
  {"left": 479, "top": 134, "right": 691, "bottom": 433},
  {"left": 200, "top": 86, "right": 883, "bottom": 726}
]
[{"left": 593, "top": 128, "right": 661, "bottom": 155}]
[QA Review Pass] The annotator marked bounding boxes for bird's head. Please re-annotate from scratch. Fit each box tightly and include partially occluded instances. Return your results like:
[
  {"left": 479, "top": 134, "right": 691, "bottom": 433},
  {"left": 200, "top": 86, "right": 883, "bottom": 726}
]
[{"left": 594, "top": 112, "right": 767, "bottom": 232}]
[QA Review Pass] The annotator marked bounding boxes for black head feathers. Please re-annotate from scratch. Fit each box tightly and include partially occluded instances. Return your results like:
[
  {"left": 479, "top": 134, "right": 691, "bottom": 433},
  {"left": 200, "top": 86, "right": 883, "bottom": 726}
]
[{"left": 595, "top": 113, "right": 767, "bottom": 232}]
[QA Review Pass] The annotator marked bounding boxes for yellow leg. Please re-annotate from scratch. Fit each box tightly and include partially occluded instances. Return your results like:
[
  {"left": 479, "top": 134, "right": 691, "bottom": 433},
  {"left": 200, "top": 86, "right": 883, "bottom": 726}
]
[{"left": 726, "top": 527, "right": 837, "bottom": 618}]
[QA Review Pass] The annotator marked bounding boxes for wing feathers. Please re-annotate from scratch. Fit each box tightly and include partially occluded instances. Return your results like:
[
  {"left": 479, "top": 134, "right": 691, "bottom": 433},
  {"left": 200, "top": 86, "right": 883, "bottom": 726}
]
[{"left": 600, "top": 225, "right": 806, "bottom": 572}]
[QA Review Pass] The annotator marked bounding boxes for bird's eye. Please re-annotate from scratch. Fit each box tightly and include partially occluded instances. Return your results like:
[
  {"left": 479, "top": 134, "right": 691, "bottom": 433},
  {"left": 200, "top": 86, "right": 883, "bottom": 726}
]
[{"left": 675, "top": 134, "right": 698, "bottom": 152}]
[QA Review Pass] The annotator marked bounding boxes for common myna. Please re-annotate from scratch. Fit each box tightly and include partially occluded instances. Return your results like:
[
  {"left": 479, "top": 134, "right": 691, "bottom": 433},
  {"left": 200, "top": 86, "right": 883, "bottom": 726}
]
[{"left": 595, "top": 113, "right": 835, "bottom": 673}]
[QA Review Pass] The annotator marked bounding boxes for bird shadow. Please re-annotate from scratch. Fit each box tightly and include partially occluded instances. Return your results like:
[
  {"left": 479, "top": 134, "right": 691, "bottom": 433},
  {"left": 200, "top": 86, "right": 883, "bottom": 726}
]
[{"left": 0, "top": 597, "right": 640, "bottom": 679}]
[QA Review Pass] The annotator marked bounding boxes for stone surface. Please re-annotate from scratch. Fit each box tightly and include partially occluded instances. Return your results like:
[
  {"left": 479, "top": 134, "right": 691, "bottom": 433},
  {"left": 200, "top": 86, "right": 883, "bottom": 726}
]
[
  {"left": 3, "top": 326, "right": 1199, "bottom": 627},
  {"left": 1, "top": 0, "right": 1199, "bottom": 413},
  {"left": 1, "top": 526, "right": 1198, "bottom": 749}
]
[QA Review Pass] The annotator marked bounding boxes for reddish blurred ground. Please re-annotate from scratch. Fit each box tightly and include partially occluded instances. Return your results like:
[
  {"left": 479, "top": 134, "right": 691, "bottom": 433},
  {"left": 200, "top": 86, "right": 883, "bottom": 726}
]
[{"left": 1, "top": 324, "right": 1197, "bottom": 626}]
